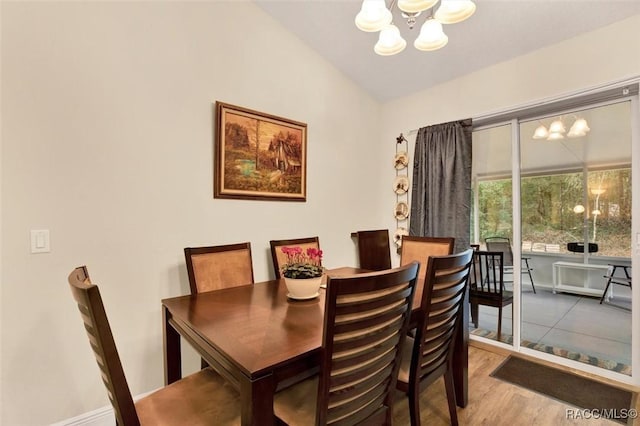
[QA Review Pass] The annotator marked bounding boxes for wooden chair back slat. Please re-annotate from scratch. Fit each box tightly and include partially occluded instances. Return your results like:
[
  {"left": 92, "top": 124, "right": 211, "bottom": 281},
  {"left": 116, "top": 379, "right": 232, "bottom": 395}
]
[
  {"left": 69, "top": 266, "right": 243, "bottom": 425},
  {"left": 470, "top": 251, "right": 504, "bottom": 295},
  {"left": 469, "top": 250, "right": 514, "bottom": 340},
  {"left": 415, "top": 250, "right": 473, "bottom": 383},
  {"left": 318, "top": 262, "right": 419, "bottom": 426},
  {"left": 395, "top": 249, "right": 473, "bottom": 425},
  {"left": 68, "top": 266, "right": 140, "bottom": 426}
]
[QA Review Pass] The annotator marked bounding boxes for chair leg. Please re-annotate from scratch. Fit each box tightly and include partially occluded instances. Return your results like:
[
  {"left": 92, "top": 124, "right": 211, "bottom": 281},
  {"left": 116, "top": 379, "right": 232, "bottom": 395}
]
[
  {"left": 470, "top": 302, "right": 479, "bottom": 328},
  {"left": 497, "top": 307, "right": 502, "bottom": 341},
  {"left": 525, "top": 259, "right": 536, "bottom": 294},
  {"left": 443, "top": 369, "right": 459, "bottom": 426},
  {"left": 522, "top": 259, "right": 536, "bottom": 294},
  {"left": 529, "top": 273, "right": 536, "bottom": 294},
  {"left": 408, "top": 387, "right": 421, "bottom": 426},
  {"left": 600, "top": 278, "right": 613, "bottom": 304}
]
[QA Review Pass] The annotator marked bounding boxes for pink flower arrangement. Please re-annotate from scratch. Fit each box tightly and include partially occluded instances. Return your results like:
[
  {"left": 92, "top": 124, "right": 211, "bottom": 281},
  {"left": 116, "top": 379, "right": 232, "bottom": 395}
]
[{"left": 280, "top": 246, "right": 324, "bottom": 279}]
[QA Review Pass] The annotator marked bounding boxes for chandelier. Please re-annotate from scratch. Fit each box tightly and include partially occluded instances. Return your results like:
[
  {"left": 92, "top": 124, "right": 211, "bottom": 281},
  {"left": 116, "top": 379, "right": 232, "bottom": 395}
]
[
  {"left": 532, "top": 117, "right": 591, "bottom": 141},
  {"left": 355, "top": 0, "right": 477, "bottom": 56}
]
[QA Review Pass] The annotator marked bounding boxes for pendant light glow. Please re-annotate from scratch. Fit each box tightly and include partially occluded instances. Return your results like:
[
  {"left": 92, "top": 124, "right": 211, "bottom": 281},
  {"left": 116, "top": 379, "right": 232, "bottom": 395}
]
[
  {"left": 355, "top": 0, "right": 476, "bottom": 55},
  {"left": 548, "top": 120, "right": 566, "bottom": 134},
  {"left": 398, "top": 0, "right": 439, "bottom": 14},
  {"left": 355, "top": 0, "right": 392, "bottom": 32},
  {"left": 374, "top": 24, "right": 407, "bottom": 56},
  {"left": 532, "top": 117, "right": 591, "bottom": 140},
  {"left": 532, "top": 125, "right": 549, "bottom": 140},
  {"left": 434, "top": 0, "right": 477, "bottom": 24},
  {"left": 414, "top": 19, "right": 448, "bottom": 51}
]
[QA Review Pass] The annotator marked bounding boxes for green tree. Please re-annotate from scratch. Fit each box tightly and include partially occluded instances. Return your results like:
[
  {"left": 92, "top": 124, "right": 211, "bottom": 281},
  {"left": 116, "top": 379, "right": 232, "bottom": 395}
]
[{"left": 225, "top": 122, "right": 250, "bottom": 149}]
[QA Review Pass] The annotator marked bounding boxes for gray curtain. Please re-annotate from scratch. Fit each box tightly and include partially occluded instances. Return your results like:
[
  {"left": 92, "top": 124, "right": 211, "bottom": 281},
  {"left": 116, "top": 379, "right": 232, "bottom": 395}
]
[{"left": 409, "top": 119, "right": 472, "bottom": 253}]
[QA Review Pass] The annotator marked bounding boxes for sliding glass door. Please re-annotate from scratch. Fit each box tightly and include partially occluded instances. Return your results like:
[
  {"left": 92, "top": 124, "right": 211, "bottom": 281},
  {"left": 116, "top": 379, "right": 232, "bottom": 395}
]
[
  {"left": 471, "top": 88, "right": 637, "bottom": 382},
  {"left": 519, "top": 101, "right": 632, "bottom": 375},
  {"left": 471, "top": 123, "right": 514, "bottom": 342}
]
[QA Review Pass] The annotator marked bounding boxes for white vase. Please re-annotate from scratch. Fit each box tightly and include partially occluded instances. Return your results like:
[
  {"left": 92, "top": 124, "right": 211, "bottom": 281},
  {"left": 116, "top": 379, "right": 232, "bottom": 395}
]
[{"left": 284, "top": 276, "right": 322, "bottom": 300}]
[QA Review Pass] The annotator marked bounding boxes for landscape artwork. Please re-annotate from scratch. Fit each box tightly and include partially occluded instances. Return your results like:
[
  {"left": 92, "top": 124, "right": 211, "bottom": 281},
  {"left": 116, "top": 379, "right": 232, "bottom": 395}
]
[{"left": 214, "top": 102, "right": 307, "bottom": 201}]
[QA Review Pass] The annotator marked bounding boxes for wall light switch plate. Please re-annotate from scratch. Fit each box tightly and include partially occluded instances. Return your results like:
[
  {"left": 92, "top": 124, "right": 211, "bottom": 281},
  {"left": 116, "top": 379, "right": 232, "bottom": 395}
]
[{"left": 30, "top": 229, "right": 50, "bottom": 253}]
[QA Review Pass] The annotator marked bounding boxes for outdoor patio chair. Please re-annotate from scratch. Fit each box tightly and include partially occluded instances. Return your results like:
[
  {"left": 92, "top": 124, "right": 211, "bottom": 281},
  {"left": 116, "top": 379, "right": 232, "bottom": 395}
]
[{"left": 485, "top": 236, "right": 536, "bottom": 293}]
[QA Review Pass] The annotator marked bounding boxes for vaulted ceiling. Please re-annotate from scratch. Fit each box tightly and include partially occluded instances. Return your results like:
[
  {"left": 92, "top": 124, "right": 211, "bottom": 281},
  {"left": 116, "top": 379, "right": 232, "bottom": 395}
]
[{"left": 255, "top": 1, "right": 640, "bottom": 102}]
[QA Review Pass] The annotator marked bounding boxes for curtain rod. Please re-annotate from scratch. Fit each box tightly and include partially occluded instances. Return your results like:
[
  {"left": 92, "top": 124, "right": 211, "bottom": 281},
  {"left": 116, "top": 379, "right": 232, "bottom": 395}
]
[{"left": 405, "top": 117, "right": 473, "bottom": 137}]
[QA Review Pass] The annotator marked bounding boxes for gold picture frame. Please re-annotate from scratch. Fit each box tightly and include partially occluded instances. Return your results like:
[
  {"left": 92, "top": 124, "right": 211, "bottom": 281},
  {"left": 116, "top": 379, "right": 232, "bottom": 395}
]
[{"left": 214, "top": 102, "right": 307, "bottom": 201}]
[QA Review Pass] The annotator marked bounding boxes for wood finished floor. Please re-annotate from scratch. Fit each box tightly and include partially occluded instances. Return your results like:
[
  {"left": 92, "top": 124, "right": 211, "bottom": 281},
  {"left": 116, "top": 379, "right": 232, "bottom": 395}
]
[{"left": 391, "top": 343, "right": 638, "bottom": 425}]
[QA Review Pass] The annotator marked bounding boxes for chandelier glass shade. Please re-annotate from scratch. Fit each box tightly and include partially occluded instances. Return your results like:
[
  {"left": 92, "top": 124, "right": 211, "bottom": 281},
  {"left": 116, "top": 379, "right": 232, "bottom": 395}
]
[
  {"left": 375, "top": 24, "right": 407, "bottom": 56},
  {"left": 355, "top": 0, "right": 393, "bottom": 32},
  {"left": 414, "top": 19, "right": 448, "bottom": 51},
  {"left": 434, "top": 0, "right": 476, "bottom": 24},
  {"left": 355, "top": 0, "right": 476, "bottom": 55},
  {"left": 568, "top": 118, "right": 590, "bottom": 137},
  {"left": 532, "top": 116, "right": 591, "bottom": 141},
  {"left": 398, "top": 0, "right": 438, "bottom": 14}
]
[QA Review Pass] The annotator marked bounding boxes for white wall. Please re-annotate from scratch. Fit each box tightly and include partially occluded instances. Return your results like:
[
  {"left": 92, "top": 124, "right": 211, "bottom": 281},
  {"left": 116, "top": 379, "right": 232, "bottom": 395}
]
[
  {"left": 0, "top": 0, "right": 4, "bottom": 421},
  {"left": 381, "top": 14, "right": 640, "bottom": 163},
  {"left": 0, "top": 2, "right": 387, "bottom": 424},
  {"left": 380, "top": 15, "right": 640, "bottom": 253},
  {"left": 379, "top": 14, "right": 640, "bottom": 383},
  {"left": 4, "top": 2, "right": 640, "bottom": 424}
]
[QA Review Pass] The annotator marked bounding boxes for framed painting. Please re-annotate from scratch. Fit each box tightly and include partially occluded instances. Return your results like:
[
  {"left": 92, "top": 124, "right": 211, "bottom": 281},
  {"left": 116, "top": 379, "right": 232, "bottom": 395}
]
[{"left": 214, "top": 102, "right": 307, "bottom": 201}]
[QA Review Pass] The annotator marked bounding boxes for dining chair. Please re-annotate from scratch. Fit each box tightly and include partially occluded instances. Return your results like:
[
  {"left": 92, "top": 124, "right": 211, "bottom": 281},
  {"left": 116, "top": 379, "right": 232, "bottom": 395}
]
[
  {"left": 273, "top": 262, "right": 420, "bottom": 425},
  {"left": 67, "top": 266, "right": 241, "bottom": 426},
  {"left": 184, "top": 242, "right": 254, "bottom": 294},
  {"left": 396, "top": 249, "right": 474, "bottom": 426},
  {"left": 270, "top": 236, "right": 321, "bottom": 279},
  {"left": 400, "top": 236, "right": 455, "bottom": 282},
  {"left": 352, "top": 229, "right": 392, "bottom": 271},
  {"left": 184, "top": 242, "right": 254, "bottom": 369},
  {"left": 468, "top": 250, "right": 513, "bottom": 340},
  {"left": 485, "top": 236, "right": 536, "bottom": 293}
]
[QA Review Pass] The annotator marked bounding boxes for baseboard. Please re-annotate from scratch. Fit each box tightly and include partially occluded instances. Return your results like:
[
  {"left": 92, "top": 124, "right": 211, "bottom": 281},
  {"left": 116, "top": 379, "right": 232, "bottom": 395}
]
[
  {"left": 51, "top": 390, "right": 154, "bottom": 426},
  {"left": 470, "top": 327, "right": 633, "bottom": 377},
  {"left": 470, "top": 337, "right": 512, "bottom": 356},
  {"left": 50, "top": 405, "right": 114, "bottom": 426}
]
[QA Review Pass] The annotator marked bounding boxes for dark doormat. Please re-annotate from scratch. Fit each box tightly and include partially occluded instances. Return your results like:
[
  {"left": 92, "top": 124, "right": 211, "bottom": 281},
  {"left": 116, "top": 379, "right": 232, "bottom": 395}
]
[{"left": 491, "top": 356, "right": 633, "bottom": 424}]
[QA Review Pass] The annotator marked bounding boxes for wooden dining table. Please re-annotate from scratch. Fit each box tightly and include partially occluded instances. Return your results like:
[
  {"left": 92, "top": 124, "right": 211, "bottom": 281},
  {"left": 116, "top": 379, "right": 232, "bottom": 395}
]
[{"left": 162, "top": 267, "right": 468, "bottom": 426}]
